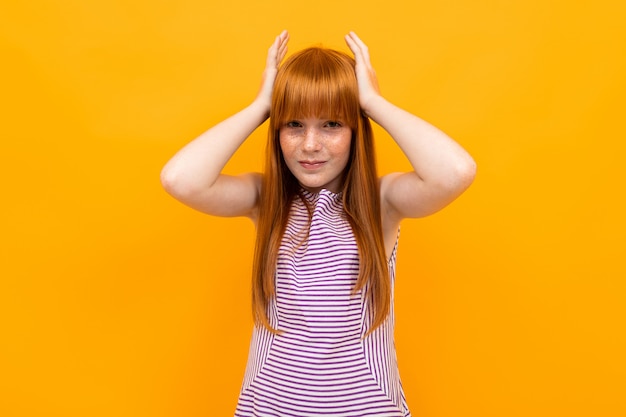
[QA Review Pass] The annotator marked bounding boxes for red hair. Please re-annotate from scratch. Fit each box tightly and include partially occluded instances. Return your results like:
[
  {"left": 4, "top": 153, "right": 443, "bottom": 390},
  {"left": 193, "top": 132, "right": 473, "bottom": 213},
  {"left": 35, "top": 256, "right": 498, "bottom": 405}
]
[{"left": 252, "top": 47, "right": 390, "bottom": 335}]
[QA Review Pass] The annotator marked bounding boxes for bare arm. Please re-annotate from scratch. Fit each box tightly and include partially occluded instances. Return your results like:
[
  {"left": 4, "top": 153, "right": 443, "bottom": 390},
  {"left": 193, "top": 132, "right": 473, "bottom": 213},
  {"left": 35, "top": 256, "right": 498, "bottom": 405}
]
[
  {"left": 345, "top": 32, "right": 476, "bottom": 230},
  {"left": 160, "top": 31, "right": 289, "bottom": 220}
]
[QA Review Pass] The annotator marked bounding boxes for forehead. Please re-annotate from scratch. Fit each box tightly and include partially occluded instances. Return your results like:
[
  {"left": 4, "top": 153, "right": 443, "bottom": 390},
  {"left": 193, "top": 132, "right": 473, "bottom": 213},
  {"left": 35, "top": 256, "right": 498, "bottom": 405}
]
[{"left": 278, "top": 89, "right": 352, "bottom": 123}]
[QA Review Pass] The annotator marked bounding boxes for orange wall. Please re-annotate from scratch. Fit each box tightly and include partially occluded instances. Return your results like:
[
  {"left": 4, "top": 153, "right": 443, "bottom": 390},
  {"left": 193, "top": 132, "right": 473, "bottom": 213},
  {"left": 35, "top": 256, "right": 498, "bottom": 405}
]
[{"left": 1, "top": 1, "right": 624, "bottom": 416}]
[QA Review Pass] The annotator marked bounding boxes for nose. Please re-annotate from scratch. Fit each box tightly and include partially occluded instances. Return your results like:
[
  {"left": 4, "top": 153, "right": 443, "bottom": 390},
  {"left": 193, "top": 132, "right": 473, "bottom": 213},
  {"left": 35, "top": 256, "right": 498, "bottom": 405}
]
[{"left": 303, "top": 127, "right": 322, "bottom": 152}]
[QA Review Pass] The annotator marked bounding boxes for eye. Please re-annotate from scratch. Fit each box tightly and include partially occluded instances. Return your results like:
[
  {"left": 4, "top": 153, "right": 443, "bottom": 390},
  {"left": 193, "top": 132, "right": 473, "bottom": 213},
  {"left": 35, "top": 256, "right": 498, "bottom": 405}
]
[
  {"left": 325, "top": 121, "right": 342, "bottom": 128},
  {"left": 285, "top": 120, "right": 302, "bottom": 128}
]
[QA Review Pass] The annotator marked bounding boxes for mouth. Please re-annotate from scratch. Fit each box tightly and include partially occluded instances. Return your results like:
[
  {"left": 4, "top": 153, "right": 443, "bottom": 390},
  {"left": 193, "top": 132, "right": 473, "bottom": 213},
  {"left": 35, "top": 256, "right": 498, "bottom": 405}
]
[{"left": 299, "top": 161, "right": 326, "bottom": 169}]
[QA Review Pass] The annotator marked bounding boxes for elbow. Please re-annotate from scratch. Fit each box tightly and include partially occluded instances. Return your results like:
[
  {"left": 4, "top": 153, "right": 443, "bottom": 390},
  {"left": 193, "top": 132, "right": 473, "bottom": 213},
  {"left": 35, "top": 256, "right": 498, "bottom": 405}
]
[
  {"left": 160, "top": 164, "right": 176, "bottom": 195},
  {"left": 447, "top": 155, "right": 476, "bottom": 195},
  {"left": 458, "top": 156, "right": 477, "bottom": 189},
  {"left": 160, "top": 163, "right": 192, "bottom": 200},
  {"left": 161, "top": 162, "right": 213, "bottom": 205}
]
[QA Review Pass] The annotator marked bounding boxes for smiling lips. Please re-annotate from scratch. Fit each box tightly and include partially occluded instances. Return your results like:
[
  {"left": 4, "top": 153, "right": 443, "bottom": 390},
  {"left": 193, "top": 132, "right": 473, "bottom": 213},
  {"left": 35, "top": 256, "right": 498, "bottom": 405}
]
[{"left": 299, "top": 161, "right": 326, "bottom": 169}]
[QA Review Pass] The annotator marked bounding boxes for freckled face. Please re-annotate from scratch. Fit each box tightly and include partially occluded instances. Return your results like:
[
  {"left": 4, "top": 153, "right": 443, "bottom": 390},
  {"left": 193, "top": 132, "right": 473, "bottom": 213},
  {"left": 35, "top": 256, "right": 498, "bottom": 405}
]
[{"left": 279, "top": 117, "right": 352, "bottom": 193}]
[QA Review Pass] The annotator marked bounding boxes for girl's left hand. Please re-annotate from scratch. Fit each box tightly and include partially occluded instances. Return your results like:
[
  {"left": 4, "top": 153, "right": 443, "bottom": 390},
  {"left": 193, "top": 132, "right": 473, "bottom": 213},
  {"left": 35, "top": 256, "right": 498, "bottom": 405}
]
[{"left": 344, "top": 31, "right": 382, "bottom": 116}]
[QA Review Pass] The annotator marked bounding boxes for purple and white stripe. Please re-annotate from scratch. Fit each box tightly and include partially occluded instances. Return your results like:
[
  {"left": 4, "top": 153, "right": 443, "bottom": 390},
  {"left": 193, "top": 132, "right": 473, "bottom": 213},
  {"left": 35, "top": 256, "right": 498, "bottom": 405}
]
[{"left": 235, "top": 189, "right": 410, "bottom": 417}]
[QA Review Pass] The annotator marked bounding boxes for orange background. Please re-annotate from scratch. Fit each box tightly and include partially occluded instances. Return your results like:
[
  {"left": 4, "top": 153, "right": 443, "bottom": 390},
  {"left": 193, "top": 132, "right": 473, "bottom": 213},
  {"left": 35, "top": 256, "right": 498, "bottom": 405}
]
[{"left": 1, "top": 1, "right": 625, "bottom": 416}]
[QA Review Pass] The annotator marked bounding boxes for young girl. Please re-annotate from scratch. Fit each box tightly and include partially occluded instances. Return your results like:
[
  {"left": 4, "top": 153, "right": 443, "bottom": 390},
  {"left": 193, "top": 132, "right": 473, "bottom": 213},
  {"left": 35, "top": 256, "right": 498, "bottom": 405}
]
[{"left": 161, "top": 31, "right": 475, "bottom": 417}]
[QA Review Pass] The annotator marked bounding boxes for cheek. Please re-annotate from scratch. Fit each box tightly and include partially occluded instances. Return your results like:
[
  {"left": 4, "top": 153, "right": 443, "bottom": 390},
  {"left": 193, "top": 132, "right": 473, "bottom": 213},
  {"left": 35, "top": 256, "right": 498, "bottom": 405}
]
[
  {"left": 278, "top": 137, "right": 299, "bottom": 168},
  {"left": 336, "top": 132, "right": 353, "bottom": 159},
  {"left": 278, "top": 135, "right": 291, "bottom": 157}
]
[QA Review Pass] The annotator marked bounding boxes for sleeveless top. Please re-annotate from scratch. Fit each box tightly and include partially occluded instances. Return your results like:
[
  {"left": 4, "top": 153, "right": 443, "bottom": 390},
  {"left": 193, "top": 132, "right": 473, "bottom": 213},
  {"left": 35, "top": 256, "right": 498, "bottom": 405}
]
[{"left": 234, "top": 189, "right": 411, "bottom": 417}]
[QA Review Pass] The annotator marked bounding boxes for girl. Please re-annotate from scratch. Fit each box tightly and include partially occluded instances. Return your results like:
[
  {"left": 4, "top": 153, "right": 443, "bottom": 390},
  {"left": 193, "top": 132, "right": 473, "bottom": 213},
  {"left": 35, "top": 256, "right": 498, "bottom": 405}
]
[{"left": 161, "top": 31, "right": 475, "bottom": 417}]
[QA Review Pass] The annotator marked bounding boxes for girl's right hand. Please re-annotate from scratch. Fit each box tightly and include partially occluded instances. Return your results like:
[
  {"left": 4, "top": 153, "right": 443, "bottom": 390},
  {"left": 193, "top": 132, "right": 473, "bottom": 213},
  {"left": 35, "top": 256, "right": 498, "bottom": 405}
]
[{"left": 256, "top": 30, "right": 289, "bottom": 112}]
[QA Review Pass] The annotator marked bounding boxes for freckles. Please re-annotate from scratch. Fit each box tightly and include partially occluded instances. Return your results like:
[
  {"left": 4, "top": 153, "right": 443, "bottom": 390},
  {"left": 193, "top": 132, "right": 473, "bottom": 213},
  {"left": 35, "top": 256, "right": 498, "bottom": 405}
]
[{"left": 280, "top": 137, "right": 297, "bottom": 152}]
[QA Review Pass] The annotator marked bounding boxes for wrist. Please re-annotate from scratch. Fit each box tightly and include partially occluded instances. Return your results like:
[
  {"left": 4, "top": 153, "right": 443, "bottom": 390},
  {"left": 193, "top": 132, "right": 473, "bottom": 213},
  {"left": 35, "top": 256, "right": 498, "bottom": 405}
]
[
  {"left": 361, "top": 95, "right": 387, "bottom": 120},
  {"left": 249, "top": 97, "right": 271, "bottom": 121}
]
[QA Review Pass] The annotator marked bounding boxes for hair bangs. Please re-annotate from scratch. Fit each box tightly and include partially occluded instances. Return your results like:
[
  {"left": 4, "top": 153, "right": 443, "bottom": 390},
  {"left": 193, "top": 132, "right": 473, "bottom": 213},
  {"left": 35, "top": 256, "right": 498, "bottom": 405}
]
[{"left": 272, "top": 48, "right": 360, "bottom": 129}]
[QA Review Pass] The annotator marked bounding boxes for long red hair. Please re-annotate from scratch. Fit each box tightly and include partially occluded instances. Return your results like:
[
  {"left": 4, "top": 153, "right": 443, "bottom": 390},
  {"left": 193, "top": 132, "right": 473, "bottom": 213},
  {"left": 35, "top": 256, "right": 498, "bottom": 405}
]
[{"left": 252, "top": 47, "right": 390, "bottom": 335}]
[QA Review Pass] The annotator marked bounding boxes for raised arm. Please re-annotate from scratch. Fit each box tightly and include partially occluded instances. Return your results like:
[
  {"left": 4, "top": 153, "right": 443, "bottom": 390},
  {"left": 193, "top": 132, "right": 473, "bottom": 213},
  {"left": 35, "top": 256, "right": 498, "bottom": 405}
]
[
  {"left": 160, "top": 30, "right": 289, "bottom": 220},
  {"left": 344, "top": 32, "right": 476, "bottom": 229}
]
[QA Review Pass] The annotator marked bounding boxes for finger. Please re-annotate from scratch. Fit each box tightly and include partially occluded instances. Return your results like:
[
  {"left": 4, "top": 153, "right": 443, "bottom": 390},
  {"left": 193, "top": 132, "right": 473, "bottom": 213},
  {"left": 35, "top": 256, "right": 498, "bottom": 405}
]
[
  {"left": 267, "top": 30, "right": 289, "bottom": 68},
  {"left": 277, "top": 31, "right": 289, "bottom": 62},
  {"left": 344, "top": 35, "right": 364, "bottom": 69},
  {"left": 266, "top": 37, "right": 279, "bottom": 66},
  {"left": 272, "top": 30, "right": 289, "bottom": 65},
  {"left": 345, "top": 31, "right": 372, "bottom": 68},
  {"left": 344, "top": 32, "right": 359, "bottom": 56},
  {"left": 276, "top": 30, "right": 288, "bottom": 49}
]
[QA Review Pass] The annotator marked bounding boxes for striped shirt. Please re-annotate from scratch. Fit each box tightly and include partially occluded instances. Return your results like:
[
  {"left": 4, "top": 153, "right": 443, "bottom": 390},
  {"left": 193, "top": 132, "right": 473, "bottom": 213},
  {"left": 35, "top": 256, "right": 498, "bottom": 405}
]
[{"left": 235, "top": 189, "right": 410, "bottom": 417}]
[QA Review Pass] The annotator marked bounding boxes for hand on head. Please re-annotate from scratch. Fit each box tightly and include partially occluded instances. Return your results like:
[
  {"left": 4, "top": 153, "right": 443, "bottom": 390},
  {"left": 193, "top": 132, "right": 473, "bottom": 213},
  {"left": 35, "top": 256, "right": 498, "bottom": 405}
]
[
  {"left": 258, "top": 31, "right": 382, "bottom": 117},
  {"left": 257, "top": 30, "right": 290, "bottom": 111},
  {"left": 344, "top": 31, "right": 382, "bottom": 115}
]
